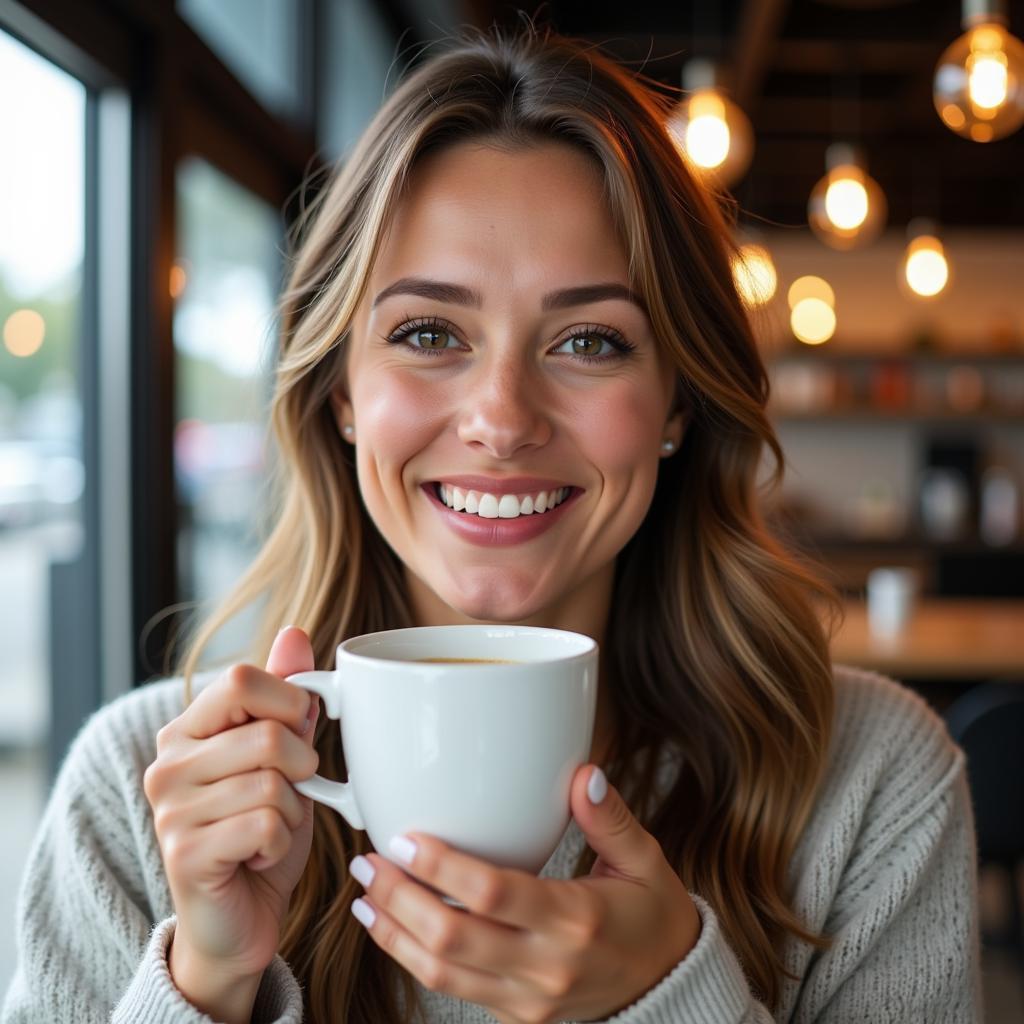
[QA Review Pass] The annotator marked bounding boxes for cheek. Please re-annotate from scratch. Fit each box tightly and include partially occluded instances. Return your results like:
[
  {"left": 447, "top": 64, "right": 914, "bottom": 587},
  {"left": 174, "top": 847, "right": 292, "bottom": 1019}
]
[
  {"left": 574, "top": 384, "right": 663, "bottom": 475},
  {"left": 357, "top": 373, "right": 444, "bottom": 457}
]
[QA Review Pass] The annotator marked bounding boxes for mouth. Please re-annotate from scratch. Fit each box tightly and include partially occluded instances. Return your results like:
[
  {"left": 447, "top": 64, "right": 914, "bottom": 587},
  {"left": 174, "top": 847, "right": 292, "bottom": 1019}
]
[{"left": 427, "top": 481, "right": 579, "bottom": 519}]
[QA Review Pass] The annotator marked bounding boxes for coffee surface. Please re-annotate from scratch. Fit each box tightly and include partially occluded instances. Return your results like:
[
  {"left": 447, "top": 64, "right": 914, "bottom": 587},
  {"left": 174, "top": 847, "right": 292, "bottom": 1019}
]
[{"left": 414, "top": 657, "right": 519, "bottom": 664}]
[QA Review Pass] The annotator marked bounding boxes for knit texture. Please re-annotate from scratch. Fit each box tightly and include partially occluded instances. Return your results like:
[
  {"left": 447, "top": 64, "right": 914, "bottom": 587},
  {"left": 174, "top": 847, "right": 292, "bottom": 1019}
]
[{"left": 2, "top": 664, "right": 982, "bottom": 1023}]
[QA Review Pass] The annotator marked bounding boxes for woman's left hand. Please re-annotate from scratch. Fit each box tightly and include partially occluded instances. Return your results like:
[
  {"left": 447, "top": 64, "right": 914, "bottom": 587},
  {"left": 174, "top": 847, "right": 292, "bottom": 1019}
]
[{"left": 348, "top": 764, "right": 702, "bottom": 1024}]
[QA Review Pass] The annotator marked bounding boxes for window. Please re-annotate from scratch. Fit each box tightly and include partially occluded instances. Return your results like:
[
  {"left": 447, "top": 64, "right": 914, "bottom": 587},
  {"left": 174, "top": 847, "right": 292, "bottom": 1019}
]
[
  {"left": 0, "top": 27, "right": 87, "bottom": 990},
  {"left": 173, "top": 157, "right": 283, "bottom": 666}
]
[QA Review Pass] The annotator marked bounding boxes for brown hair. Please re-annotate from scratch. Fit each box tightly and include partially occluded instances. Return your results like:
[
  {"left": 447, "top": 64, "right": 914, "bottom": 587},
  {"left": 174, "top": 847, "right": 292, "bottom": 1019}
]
[{"left": 176, "top": 19, "right": 838, "bottom": 1021}]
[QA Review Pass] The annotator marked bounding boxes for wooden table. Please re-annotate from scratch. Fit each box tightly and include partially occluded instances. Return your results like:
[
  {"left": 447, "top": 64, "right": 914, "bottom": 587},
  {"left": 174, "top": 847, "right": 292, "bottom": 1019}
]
[{"left": 829, "top": 599, "right": 1024, "bottom": 679}]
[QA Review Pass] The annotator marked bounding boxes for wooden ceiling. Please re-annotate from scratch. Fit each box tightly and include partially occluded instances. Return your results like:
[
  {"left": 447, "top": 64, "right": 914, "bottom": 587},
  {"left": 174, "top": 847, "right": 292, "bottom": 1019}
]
[{"left": 459, "top": 0, "right": 1024, "bottom": 228}]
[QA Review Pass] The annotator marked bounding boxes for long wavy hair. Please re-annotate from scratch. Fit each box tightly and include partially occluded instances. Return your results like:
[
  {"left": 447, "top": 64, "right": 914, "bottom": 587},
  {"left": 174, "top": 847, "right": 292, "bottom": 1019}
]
[{"left": 175, "top": 19, "right": 840, "bottom": 1022}]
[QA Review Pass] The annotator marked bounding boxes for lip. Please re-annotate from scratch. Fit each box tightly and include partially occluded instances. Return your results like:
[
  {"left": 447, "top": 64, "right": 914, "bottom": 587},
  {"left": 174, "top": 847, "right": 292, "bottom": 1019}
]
[
  {"left": 426, "top": 475, "right": 576, "bottom": 497},
  {"left": 421, "top": 482, "right": 581, "bottom": 547}
]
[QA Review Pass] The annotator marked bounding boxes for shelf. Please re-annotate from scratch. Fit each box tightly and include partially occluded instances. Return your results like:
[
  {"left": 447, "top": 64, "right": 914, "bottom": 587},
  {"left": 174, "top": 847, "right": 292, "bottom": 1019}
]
[
  {"left": 770, "top": 407, "right": 1024, "bottom": 424},
  {"left": 765, "top": 348, "right": 1024, "bottom": 366},
  {"left": 777, "top": 531, "right": 1024, "bottom": 556}
]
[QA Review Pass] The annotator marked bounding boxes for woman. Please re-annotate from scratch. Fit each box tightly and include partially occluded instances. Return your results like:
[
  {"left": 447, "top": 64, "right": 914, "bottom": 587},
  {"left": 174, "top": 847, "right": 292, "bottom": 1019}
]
[{"left": 3, "top": 22, "right": 981, "bottom": 1024}]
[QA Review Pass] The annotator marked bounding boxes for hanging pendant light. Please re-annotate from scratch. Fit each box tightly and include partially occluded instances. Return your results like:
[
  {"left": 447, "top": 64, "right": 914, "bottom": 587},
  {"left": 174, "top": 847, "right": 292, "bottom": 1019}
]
[
  {"left": 808, "top": 143, "right": 887, "bottom": 250},
  {"left": 730, "top": 228, "right": 778, "bottom": 308},
  {"left": 901, "top": 218, "right": 952, "bottom": 299},
  {"left": 666, "top": 59, "right": 755, "bottom": 188},
  {"left": 934, "top": 0, "right": 1024, "bottom": 141}
]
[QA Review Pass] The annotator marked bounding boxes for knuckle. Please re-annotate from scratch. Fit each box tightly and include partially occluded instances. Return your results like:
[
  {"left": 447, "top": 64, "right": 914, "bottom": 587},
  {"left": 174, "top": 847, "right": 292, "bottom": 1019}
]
[
  {"left": 142, "top": 760, "right": 163, "bottom": 801},
  {"left": 539, "top": 966, "right": 576, "bottom": 1000},
  {"left": 571, "top": 894, "right": 603, "bottom": 944},
  {"left": 426, "top": 917, "right": 461, "bottom": 957},
  {"left": 224, "top": 662, "right": 257, "bottom": 698},
  {"left": 257, "top": 768, "right": 286, "bottom": 803},
  {"left": 470, "top": 873, "right": 506, "bottom": 915},
  {"left": 420, "top": 958, "right": 449, "bottom": 992},
  {"left": 161, "top": 831, "right": 195, "bottom": 874},
  {"left": 253, "top": 806, "right": 283, "bottom": 841},
  {"left": 151, "top": 803, "right": 179, "bottom": 837},
  {"left": 254, "top": 719, "right": 286, "bottom": 761}
]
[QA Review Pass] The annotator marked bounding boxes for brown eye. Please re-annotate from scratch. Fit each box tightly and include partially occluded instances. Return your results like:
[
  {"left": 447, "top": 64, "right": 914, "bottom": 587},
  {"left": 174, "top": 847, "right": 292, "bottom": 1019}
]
[
  {"left": 570, "top": 335, "right": 605, "bottom": 357},
  {"left": 415, "top": 327, "right": 451, "bottom": 350}
]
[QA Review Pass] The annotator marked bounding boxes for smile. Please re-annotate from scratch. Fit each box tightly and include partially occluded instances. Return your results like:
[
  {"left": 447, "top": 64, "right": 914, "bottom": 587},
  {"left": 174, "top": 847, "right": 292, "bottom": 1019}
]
[{"left": 432, "top": 482, "right": 572, "bottom": 519}]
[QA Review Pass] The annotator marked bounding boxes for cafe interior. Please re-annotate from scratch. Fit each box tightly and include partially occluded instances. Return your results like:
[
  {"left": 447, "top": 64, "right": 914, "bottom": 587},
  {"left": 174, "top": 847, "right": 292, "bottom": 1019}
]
[{"left": 0, "top": 0, "right": 1022, "bottom": 1016}]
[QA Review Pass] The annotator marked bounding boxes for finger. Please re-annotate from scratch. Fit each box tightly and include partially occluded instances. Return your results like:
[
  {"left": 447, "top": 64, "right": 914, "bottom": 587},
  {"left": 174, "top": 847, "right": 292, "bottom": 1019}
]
[
  {"left": 351, "top": 894, "right": 514, "bottom": 1009},
  {"left": 173, "top": 661, "right": 314, "bottom": 743},
  {"left": 188, "top": 768, "right": 307, "bottom": 831},
  {"left": 570, "top": 764, "right": 662, "bottom": 882},
  {"left": 171, "top": 807, "right": 294, "bottom": 881},
  {"left": 174, "top": 718, "right": 320, "bottom": 787},
  {"left": 353, "top": 854, "right": 536, "bottom": 977},
  {"left": 385, "top": 833, "right": 568, "bottom": 932}
]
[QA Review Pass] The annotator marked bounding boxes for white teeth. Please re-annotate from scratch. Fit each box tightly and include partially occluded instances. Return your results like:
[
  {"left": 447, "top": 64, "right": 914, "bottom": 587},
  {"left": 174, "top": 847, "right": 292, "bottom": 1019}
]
[
  {"left": 478, "top": 493, "right": 500, "bottom": 518},
  {"left": 436, "top": 484, "right": 571, "bottom": 518}
]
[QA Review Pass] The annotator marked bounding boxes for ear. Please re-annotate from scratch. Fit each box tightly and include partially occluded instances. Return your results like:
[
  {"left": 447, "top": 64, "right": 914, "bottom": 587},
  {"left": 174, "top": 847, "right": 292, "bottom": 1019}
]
[
  {"left": 328, "top": 386, "right": 355, "bottom": 436},
  {"left": 663, "top": 378, "right": 691, "bottom": 450}
]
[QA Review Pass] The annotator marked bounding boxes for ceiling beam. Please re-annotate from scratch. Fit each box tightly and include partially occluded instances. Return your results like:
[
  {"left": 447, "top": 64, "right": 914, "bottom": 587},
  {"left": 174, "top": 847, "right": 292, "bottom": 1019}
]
[{"left": 732, "top": 0, "right": 790, "bottom": 110}]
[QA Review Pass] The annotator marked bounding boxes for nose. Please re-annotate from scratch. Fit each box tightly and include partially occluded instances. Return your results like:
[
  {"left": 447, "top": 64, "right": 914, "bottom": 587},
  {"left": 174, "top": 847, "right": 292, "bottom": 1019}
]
[{"left": 455, "top": 354, "right": 552, "bottom": 458}]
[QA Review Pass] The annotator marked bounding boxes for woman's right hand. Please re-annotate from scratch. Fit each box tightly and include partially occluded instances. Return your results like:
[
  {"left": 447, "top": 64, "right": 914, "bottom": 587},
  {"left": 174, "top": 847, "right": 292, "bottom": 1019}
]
[{"left": 143, "top": 626, "right": 321, "bottom": 988}]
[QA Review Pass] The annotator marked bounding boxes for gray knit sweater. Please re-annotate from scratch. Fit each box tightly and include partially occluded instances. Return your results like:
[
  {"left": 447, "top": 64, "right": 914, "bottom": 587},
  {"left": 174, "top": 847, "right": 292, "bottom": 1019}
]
[{"left": 2, "top": 664, "right": 982, "bottom": 1023}]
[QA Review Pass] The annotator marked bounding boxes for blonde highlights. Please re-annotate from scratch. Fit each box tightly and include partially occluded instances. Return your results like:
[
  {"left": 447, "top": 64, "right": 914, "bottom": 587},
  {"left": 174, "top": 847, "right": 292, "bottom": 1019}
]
[{"left": 176, "top": 21, "right": 838, "bottom": 1020}]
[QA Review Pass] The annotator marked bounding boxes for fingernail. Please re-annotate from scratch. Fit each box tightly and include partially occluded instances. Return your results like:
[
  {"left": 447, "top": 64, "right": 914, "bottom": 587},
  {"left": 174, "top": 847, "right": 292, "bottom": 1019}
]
[
  {"left": 389, "top": 834, "right": 417, "bottom": 865},
  {"left": 351, "top": 897, "right": 376, "bottom": 928},
  {"left": 276, "top": 624, "right": 296, "bottom": 638},
  {"left": 349, "top": 855, "right": 375, "bottom": 888},
  {"left": 587, "top": 766, "right": 608, "bottom": 804},
  {"left": 303, "top": 694, "right": 318, "bottom": 734}
]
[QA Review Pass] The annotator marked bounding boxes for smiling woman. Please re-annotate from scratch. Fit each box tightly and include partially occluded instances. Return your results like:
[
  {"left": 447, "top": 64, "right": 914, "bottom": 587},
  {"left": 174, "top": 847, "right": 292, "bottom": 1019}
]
[{"left": 3, "top": 17, "right": 981, "bottom": 1024}]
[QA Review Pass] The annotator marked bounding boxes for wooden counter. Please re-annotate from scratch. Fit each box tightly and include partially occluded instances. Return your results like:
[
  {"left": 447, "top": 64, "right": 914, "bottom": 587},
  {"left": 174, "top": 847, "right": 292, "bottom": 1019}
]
[{"left": 829, "top": 599, "right": 1024, "bottom": 680}]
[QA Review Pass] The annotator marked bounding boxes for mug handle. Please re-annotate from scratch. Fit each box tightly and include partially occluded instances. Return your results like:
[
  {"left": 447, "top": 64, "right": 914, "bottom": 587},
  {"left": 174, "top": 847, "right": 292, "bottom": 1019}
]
[{"left": 283, "top": 670, "right": 365, "bottom": 830}]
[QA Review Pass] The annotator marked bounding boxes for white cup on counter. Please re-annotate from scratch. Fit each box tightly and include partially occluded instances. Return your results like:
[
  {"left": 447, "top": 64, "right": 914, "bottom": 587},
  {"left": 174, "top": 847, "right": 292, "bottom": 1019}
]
[{"left": 866, "top": 567, "right": 919, "bottom": 640}]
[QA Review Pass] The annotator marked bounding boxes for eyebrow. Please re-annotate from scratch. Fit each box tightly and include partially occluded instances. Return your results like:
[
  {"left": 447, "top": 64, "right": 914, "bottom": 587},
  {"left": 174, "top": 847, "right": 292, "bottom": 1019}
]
[{"left": 371, "top": 276, "right": 647, "bottom": 315}]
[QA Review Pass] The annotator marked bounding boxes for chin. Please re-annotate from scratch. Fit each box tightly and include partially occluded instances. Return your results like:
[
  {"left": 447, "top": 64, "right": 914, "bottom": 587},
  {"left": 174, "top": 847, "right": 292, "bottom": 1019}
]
[{"left": 441, "top": 579, "right": 548, "bottom": 625}]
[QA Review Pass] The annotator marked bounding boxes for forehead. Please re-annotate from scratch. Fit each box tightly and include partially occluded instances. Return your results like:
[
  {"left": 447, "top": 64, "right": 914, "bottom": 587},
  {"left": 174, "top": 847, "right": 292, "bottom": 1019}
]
[{"left": 373, "top": 140, "right": 629, "bottom": 288}]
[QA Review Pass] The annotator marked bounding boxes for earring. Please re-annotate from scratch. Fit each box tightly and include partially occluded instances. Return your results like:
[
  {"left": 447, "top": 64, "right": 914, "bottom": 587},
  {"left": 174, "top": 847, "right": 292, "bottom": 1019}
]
[
  {"left": 661, "top": 439, "right": 675, "bottom": 453},
  {"left": 343, "top": 425, "right": 354, "bottom": 438}
]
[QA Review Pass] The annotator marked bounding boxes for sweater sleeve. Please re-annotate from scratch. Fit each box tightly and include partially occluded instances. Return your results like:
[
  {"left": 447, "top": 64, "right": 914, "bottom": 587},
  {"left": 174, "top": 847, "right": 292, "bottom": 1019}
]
[
  {"left": 0, "top": 685, "right": 305, "bottom": 1024},
  {"left": 583, "top": 748, "right": 981, "bottom": 1023}
]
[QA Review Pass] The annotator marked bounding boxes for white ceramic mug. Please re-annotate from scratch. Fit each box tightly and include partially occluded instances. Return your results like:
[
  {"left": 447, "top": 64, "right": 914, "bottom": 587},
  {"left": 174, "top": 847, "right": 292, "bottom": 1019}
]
[
  {"left": 866, "top": 567, "right": 918, "bottom": 639},
  {"left": 283, "top": 625, "right": 598, "bottom": 873}
]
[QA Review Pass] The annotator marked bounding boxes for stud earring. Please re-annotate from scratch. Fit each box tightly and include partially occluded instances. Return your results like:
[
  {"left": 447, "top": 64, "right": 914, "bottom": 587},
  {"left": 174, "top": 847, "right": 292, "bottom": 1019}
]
[
  {"left": 343, "top": 425, "right": 354, "bottom": 438},
  {"left": 661, "top": 439, "right": 675, "bottom": 453}
]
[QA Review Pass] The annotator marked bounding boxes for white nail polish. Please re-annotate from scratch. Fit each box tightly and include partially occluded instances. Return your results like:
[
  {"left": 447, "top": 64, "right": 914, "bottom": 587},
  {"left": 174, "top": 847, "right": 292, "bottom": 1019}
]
[
  {"left": 587, "top": 766, "right": 608, "bottom": 804},
  {"left": 351, "top": 897, "right": 376, "bottom": 928},
  {"left": 389, "top": 835, "right": 417, "bottom": 865},
  {"left": 349, "top": 855, "right": 375, "bottom": 888}
]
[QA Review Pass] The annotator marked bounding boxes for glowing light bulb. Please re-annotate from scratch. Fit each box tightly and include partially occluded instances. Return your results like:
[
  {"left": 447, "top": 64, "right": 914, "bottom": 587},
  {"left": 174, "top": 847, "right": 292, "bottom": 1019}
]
[
  {"left": 791, "top": 298, "right": 836, "bottom": 345},
  {"left": 902, "top": 220, "right": 952, "bottom": 299},
  {"left": 666, "top": 60, "right": 755, "bottom": 188},
  {"left": 968, "top": 47, "right": 1009, "bottom": 108},
  {"left": 787, "top": 276, "right": 835, "bottom": 309},
  {"left": 3, "top": 309, "right": 46, "bottom": 357},
  {"left": 808, "top": 144, "right": 886, "bottom": 250},
  {"left": 824, "top": 178, "right": 869, "bottom": 231},
  {"left": 934, "top": 6, "right": 1024, "bottom": 142},
  {"left": 684, "top": 92, "right": 730, "bottom": 168},
  {"left": 731, "top": 243, "right": 778, "bottom": 307}
]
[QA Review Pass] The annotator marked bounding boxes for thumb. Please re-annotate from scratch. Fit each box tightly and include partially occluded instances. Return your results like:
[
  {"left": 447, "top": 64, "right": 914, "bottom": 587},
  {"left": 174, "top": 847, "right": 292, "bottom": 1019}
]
[
  {"left": 571, "top": 765, "right": 656, "bottom": 882},
  {"left": 266, "top": 625, "right": 318, "bottom": 742}
]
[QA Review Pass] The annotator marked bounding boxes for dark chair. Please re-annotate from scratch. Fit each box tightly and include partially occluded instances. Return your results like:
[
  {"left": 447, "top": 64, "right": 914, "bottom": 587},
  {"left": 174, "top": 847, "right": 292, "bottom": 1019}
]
[{"left": 945, "top": 682, "right": 1024, "bottom": 972}]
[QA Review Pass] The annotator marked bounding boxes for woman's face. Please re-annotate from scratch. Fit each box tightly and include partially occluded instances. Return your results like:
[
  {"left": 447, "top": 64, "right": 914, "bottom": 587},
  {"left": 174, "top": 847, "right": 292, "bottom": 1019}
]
[{"left": 332, "top": 139, "right": 685, "bottom": 628}]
